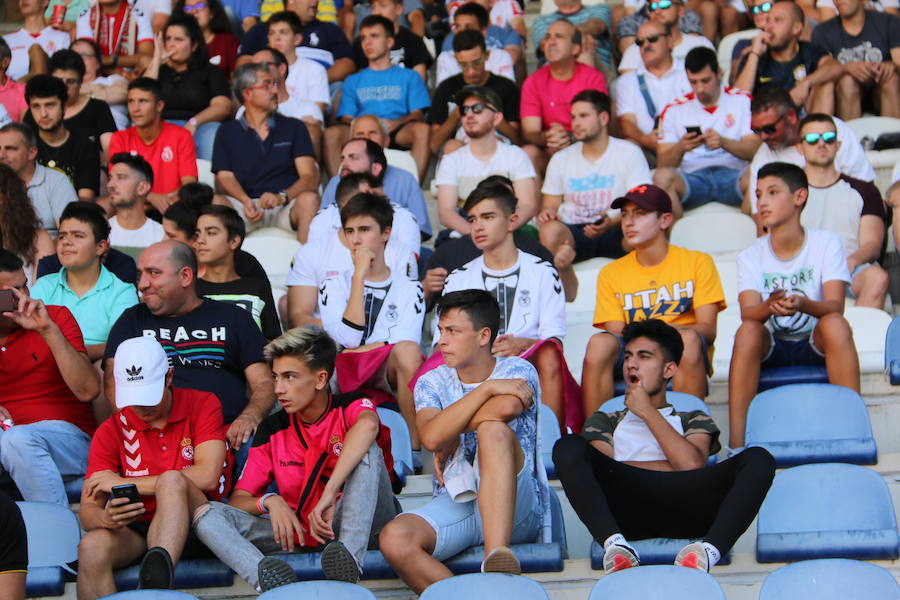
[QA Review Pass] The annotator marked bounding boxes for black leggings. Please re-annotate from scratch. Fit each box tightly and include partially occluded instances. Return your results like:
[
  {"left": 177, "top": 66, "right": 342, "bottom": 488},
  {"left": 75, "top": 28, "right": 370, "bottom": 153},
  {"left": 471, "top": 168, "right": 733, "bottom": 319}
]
[{"left": 552, "top": 435, "right": 775, "bottom": 554}]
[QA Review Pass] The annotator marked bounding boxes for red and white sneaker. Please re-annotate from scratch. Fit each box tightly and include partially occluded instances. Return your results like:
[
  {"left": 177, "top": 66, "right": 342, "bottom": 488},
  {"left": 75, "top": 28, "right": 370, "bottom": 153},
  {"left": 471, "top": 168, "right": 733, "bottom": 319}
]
[
  {"left": 602, "top": 544, "right": 640, "bottom": 574},
  {"left": 675, "top": 542, "right": 710, "bottom": 573}
]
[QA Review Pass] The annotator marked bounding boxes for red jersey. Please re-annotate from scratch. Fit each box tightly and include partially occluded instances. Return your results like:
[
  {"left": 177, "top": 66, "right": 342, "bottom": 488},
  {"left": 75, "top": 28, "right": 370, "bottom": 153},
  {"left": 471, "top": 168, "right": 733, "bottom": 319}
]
[
  {"left": 108, "top": 122, "right": 198, "bottom": 194},
  {"left": 0, "top": 77, "right": 26, "bottom": 121},
  {"left": 0, "top": 305, "right": 95, "bottom": 434},
  {"left": 86, "top": 387, "right": 225, "bottom": 520},
  {"left": 236, "top": 392, "right": 394, "bottom": 546}
]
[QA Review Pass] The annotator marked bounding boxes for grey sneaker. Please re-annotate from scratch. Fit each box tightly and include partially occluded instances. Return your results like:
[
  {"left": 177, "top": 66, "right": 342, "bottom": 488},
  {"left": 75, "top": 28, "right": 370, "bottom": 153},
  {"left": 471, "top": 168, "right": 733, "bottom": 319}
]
[
  {"left": 481, "top": 546, "right": 521, "bottom": 575},
  {"left": 257, "top": 557, "right": 298, "bottom": 592},
  {"left": 675, "top": 542, "right": 710, "bottom": 572},
  {"left": 321, "top": 540, "right": 361, "bottom": 583},
  {"left": 138, "top": 547, "right": 173, "bottom": 590},
  {"left": 603, "top": 544, "right": 639, "bottom": 574}
]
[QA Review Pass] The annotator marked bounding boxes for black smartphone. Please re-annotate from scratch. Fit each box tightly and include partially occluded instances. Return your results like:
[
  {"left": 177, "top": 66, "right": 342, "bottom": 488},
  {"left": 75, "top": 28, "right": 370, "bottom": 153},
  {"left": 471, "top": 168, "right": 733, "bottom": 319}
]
[
  {"left": 0, "top": 290, "right": 14, "bottom": 313},
  {"left": 111, "top": 483, "right": 141, "bottom": 505},
  {"left": 686, "top": 126, "right": 702, "bottom": 136}
]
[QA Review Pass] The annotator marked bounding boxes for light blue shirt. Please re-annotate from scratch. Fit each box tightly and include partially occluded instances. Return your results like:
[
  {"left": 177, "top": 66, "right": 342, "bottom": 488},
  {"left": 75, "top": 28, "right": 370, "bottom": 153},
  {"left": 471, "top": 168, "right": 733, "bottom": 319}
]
[
  {"left": 31, "top": 265, "right": 138, "bottom": 346},
  {"left": 337, "top": 65, "right": 431, "bottom": 120}
]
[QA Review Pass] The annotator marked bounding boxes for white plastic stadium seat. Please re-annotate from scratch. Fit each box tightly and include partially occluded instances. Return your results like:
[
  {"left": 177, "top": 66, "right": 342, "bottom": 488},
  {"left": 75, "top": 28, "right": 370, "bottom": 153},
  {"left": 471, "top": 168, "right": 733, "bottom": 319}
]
[
  {"left": 714, "top": 259, "right": 739, "bottom": 314},
  {"left": 846, "top": 116, "right": 900, "bottom": 143},
  {"left": 541, "top": 0, "right": 617, "bottom": 16},
  {"left": 196, "top": 158, "right": 214, "bottom": 187},
  {"left": 669, "top": 212, "right": 757, "bottom": 259},
  {"left": 567, "top": 257, "right": 613, "bottom": 319},
  {"left": 385, "top": 149, "right": 418, "bottom": 180},
  {"left": 844, "top": 306, "right": 892, "bottom": 374},
  {"left": 241, "top": 232, "right": 301, "bottom": 288},
  {"left": 717, "top": 29, "right": 759, "bottom": 84},
  {"left": 865, "top": 149, "right": 900, "bottom": 195}
]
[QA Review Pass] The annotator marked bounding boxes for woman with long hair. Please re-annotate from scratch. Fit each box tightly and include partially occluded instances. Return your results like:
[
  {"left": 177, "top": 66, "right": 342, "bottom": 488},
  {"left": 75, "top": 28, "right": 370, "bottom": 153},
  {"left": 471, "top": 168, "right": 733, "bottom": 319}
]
[
  {"left": 71, "top": 39, "right": 129, "bottom": 130},
  {"left": 174, "top": 0, "right": 240, "bottom": 78},
  {"left": 0, "top": 164, "right": 54, "bottom": 285}
]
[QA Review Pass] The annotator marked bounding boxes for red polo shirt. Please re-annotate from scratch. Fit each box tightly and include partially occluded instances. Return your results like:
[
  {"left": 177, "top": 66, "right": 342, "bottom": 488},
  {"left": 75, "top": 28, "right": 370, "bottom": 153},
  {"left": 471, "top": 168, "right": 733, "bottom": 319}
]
[
  {"left": 108, "top": 122, "right": 198, "bottom": 195},
  {"left": 86, "top": 387, "right": 225, "bottom": 520}
]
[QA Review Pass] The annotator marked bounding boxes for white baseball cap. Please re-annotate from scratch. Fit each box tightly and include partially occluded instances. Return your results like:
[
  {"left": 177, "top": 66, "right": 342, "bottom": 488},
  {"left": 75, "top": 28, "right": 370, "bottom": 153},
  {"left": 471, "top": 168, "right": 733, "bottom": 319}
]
[{"left": 113, "top": 337, "right": 170, "bottom": 409}]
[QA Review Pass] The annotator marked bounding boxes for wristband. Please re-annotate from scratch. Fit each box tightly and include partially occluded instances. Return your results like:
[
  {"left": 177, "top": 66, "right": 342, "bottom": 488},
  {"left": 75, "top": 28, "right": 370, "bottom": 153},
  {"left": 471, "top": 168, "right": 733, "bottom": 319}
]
[
  {"left": 188, "top": 117, "right": 199, "bottom": 127},
  {"left": 257, "top": 492, "right": 277, "bottom": 514}
]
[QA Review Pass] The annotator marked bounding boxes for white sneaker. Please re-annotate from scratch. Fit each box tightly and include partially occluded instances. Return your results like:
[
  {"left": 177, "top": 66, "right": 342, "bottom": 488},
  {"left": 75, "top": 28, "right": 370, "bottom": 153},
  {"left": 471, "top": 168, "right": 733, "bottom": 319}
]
[
  {"left": 675, "top": 542, "right": 710, "bottom": 572},
  {"left": 602, "top": 544, "right": 639, "bottom": 574}
]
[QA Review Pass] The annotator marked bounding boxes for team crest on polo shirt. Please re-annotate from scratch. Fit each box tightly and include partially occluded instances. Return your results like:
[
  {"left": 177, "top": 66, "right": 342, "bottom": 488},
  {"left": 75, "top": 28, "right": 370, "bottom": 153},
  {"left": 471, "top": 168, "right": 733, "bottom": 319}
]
[
  {"left": 181, "top": 438, "right": 194, "bottom": 461},
  {"left": 519, "top": 290, "right": 531, "bottom": 307},
  {"left": 386, "top": 304, "right": 398, "bottom": 322},
  {"left": 162, "top": 146, "right": 174, "bottom": 162},
  {"left": 725, "top": 114, "right": 735, "bottom": 128}
]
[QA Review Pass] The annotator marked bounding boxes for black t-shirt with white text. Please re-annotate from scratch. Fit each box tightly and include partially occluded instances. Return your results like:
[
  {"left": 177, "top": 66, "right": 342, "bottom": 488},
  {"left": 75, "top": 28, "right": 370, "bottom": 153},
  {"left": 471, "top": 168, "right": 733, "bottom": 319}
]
[{"left": 196, "top": 276, "right": 282, "bottom": 341}]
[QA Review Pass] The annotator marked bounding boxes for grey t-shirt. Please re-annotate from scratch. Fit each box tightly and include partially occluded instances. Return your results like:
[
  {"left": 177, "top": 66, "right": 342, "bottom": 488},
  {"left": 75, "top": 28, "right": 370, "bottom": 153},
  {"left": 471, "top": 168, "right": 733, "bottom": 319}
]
[
  {"left": 26, "top": 163, "right": 78, "bottom": 237},
  {"left": 812, "top": 11, "right": 900, "bottom": 64}
]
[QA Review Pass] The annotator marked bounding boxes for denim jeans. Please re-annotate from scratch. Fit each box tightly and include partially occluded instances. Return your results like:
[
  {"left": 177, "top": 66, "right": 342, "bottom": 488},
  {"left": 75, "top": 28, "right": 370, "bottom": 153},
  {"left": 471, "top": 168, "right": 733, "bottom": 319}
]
[
  {"left": 193, "top": 442, "right": 398, "bottom": 587},
  {"left": 166, "top": 120, "right": 221, "bottom": 161},
  {"left": 0, "top": 420, "right": 90, "bottom": 505}
]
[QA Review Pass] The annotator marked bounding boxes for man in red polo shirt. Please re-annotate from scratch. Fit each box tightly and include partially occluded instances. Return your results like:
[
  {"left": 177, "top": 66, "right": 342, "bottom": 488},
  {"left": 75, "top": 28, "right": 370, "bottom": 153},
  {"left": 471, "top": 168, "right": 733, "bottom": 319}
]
[
  {"left": 108, "top": 78, "right": 198, "bottom": 214},
  {"left": 193, "top": 326, "right": 399, "bottom": 591},
  {"left": 76, "top": 336, "right": 226, "bottom": 599},
  {"left": 0, "top": 249, "right": 99, "bottom": 506}
]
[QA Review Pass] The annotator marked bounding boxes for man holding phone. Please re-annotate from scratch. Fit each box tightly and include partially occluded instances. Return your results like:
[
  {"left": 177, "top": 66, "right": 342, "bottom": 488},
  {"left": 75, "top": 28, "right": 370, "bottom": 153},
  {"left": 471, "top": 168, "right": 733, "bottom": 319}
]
[{"left": 77, "top": 336, "right": 227, "bottom": 599}]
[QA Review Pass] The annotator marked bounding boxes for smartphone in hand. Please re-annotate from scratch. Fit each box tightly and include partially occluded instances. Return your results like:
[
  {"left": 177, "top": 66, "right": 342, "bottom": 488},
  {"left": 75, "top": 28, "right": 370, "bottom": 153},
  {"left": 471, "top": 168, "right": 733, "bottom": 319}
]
[
  {"left": 111, "top": 483, "right": 141, "bottom": 505},
  {"left": 686, "top": 126, "right": 702, "bottom": 137},
  {"left": 0, "top": 290, "right": 14, "bottom": 313}
]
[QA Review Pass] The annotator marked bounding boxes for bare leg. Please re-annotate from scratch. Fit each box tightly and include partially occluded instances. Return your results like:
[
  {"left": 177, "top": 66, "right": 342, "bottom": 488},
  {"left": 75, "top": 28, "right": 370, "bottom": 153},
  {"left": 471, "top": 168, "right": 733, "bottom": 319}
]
[
  {"left": 813, "top": 313, "right": 860, "bottom": 393},
  {"left": 652, "top": 167, "right": 686, "bottom": 220},
  {"left": 77, "top": 527, "right": 146, "bottom": 600},
  {"left": 387, "top": 341, "right": 424, "bottom": 450},
  {"left": 688, "top": 0, "right": 719, "bottom": 41},
  {"left": 379, "top": 514, "right": 451, "bottom": 594},
  {"left": 146, "top": 470, "right": 209, "bottom": 564},
  {"left": 726, "top": 320, "right": 770, "bottom": 448},
  {"left": 528, "top": 342, "right": 566, "bottom": 432},
  {"left": 877, "top": 74, "right": 900, "bottom": 118},
  {"left": 522, "top": 144, "right": 549, "bottom": 186},
  {"left": 538, "top": 220, "right": 578, "bottom": 302},
  {"left": 0, "top": 572, "right": 25, "bottom": 600},
  {"left": 836, "top": 74, "right": 863, "bottom": 121},
  {"left": 672, "top": 328, "right": 708, "bottom": 399},
  {"left": 393, "top": 121, "right": 432, "bottom": 183},
  {"left": 581, "top": 332, "right": 621, "bottom": 418},
  {"left": 851, "top": 264, "right": 889, "bottom": 309},
  {"left": 302, "top": 119, "right": 323, "bottom": 162},
  {"left": 324, "top": 123, "right": 351, "bottom": 179},
  {"left": 476, "top": 420, "right": 525, "bottom": 553},
  {"left": 291, "top": 190, "right": 321, "bottom": 244},
  {"left": 808, "top": 81, "right": 835, "bottom": 115},
  {"left": 718, "top": 5, "right": 744, "bottom": 37}
]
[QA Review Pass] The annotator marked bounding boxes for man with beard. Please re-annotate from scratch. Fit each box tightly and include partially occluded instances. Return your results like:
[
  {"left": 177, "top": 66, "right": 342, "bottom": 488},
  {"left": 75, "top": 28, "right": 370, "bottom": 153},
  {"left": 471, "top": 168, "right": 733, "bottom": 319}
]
[
  {"left": 106, "top": 153, "right": 164, "bottom": 258},
  {"left": 434, "top": 86, "right": 536, "bottom": 237}
]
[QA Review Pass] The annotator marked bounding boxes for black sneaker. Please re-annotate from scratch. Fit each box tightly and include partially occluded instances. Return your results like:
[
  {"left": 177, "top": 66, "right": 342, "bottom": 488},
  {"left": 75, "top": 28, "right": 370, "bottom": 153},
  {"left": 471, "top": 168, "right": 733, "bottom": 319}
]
[
  {"left": 257, "top": 557, "right": 298, "bottom": 592},
  {"left": 138, "top": 547, "right": 174, "bottom": 590},
  {"left": 321, "top": 540, "right": 361, "bottom": 583}
]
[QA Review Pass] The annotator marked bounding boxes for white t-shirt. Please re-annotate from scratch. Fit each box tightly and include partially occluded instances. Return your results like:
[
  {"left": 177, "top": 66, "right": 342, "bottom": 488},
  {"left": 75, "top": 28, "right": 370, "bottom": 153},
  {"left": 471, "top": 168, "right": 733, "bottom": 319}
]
[
  {"left": 435, "top": 48, "right": 515, "bottom": 86},
  {"left": 435, "top": 142, "right": 536, "bottom": 206},
  {"left": 439, "top": 250, "right": 566, "bottom": 343},
  {"left": 4, "top": 27, "right": 70, "bottom": 81},
  {"left": 108, "top": 215, "right": 164, "bottom": 249},
  {"left": 542, "top": 137, "right": 652, "bottom": 224},
  {"left": 802, "top": 175, "right": 886, "bottom": 258},
  {"left": 737, "top": 228, "right": 850, "bottom": 340},
  {"left": 307, "top": 202, "right": 421, "bottom": 253},
  {"left": 286, "top": 54, "right": 330, "bottom": 107},
  {"left": 490, "top": 0, "right": 523, "bottom": 27},
  {"left": 658, "top": 87, "right": 753, "bottom": 173},
  {"left": 616, "top": 60, "right": 691, "bottom": 134},
  {"left": 619, "top": 33, "right": 714, "bottom": 73},
  {"left": 133, "top": 0, "right": 172, "bottom": 17}
]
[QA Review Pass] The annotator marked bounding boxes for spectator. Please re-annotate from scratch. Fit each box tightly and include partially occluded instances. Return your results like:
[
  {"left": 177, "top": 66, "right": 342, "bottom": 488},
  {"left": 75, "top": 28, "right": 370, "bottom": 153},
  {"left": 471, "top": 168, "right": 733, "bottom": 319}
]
[
  {"left": 429, "top": 30, "right": 521, "bottom": 154},
  {"left": 103, "top": 240, "right": 276, "bottom": 451},
  {"left": 521, "top": 20, "right": 608, "bottom": 176},
  {"left": 195, "top": 205, "right": 281, "bottom": 339},
  {"left": 77, "top": 336, "right": 226, "bottom": 598},
  {"left": 616, "top": 0, "right": 706, "bottom": 57},
  {"left": 107, "top": 153, "right": 165, "bottom": 259},
  {"left": 380, "top": 289, "right": 551, "bottom": 589},
  {"left": 734, "top": 1, "right": 839, "bottom": 114},
  {"left": 582, "top": 184, "right": 725, "bottom": 416},
  {"left": 0, "top": 162, "right": 54, "bottom": 284},
  {"left": 223, "top": 0, "right": 260, "bottom": 32},
  {"left": 440, "top": 2, "right": 524, "bottom": 80},
  {"left": 24, "top": 74, "right": 100, "bottom": 202},
  {"left": 540, "top": 90, "right": 652, "bottom": 301},
  {"left": 31, "top": 202, "right": 138, "bottom": 361},
  {"left": 194, "top": 326, "right": 399, "bottom": 589},
  {"left": 436, "top": 86, "right": 536, "bottom": 236},
  {"left": 728, "top": 162, "right": 859, "bottom": 449},
  {"left": 144, "top": 15, "right": 232, "bottom": 161},
  {"left": 0, "top": 491, "right": 26, "bottom": 600},
  {"left": 213, "top": 63, "right": 319, "bottom": 238},
  {"left": 435, "top": 4, "right": 515, "bottom": 85},
  {"left": 327, "top": 15, "right": 431, "bottom": 182},
  {"left": 135, "top": 0, "right": 175, "bottom": 35},
  {"left": 798, "top": 114, "right": 888, "bottom": 309},
  {"left": 812, "top": 0, "right": 900, "bottom": 119},
  {"left": 175, "top": 0, "right": 240, "bottom": 78},
  {"left": 728, "top": 0, "right": 773, "bottom": 82},
  {"left": 75, "top": 0, "right": 153, "bottom": 75},
  {"left": 554, "top": 319, "right": 775, "bottom": 573},
  {"left": 0, "top": 248, "right": 99, "bottom": 505},
  {"left": 618, "top": 0, "right": 714, "bottom": 74},
  {"left": 4, "top": 0, "right": 66, "bottom": 82},
  {"left": 265, "top": 11, "right": 330, "bottom": 116},
  {"left": 653, "top": 47, "right": 759, "bottom": 217},
  {"left": 0, "top": 121, "right": 78, "bottom": 238},
  {"left": 354, "top": 0, "right": 432, "bottom": 79},
  {"left": 615, "top": 20, "right": 691, "bottom": 158},
  {"left": 532, "top": 0, "right": 614, "bottom": 72},
  {"left": 0, "top": 40, "right": 27, "bottom": 122},
  {"left": 72, "top": 39, "right": 129, "bottom": 130},
  {"left": 746, "top": 86, "right": 874, "bottom": 220}
]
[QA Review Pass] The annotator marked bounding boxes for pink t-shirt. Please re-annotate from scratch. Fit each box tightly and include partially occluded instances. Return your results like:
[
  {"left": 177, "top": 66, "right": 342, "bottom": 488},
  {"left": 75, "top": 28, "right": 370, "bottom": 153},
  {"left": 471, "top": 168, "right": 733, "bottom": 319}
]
[
  {"left": 0, "top": 77, "right": 26, "bottom": 121},
  {"left": 520, "top": 62, "right": 608, "bottom": 131}
]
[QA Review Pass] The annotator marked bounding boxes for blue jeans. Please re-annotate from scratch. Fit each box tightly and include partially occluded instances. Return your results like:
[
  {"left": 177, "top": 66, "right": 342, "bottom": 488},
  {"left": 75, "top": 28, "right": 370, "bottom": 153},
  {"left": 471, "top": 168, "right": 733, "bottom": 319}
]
[
  {"left": 680, "top": 166, "right": 743, "bottom": 209},
  {"left": 0, "top": 420, "right": 90, "bottom": 505},
  {"left": 166, "top": 120, "right": 221, "bottom": 161}
]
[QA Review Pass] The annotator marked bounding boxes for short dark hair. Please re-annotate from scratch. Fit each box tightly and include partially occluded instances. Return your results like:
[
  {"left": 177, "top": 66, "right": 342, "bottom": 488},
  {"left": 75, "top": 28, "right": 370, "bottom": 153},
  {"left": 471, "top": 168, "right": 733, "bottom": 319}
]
[
  {"left": 0, "top": 39, "right": 11, "bottom": 63},
  {"left": 437, "top": 289, "right": 501, "bottom": 344},
  {"left": 463, "top": 180, "right": 517, "bottom": 216},
  {"left": 455, "top": 2, "right": 490, "bottom": 28},
  {"left": 256, "top": 46, "right": 288, "bottom": 68},
  {"left": 164, "top": 186, "right": 213, "bottom": 237},
  {"left": 344, "top": 137, "right": 387, "bottom": 186},
  {"left": 49, "top": 49, "right": 86, "bottom": 80},
  {"left": 336, "top": 171, "right": 379, "bottom": 206},
  {"left": 166, "top": 240, "right": 198, "bottom": 275},
  {"left": 110, "top": 152, "right": 155, "bottom": 186},
  {"left": 453, "top": 28, "right": 487, "bottom": 53},
  {"left": 165, "top": 14, "right": 210, "bottom": 71},
  {"left": 359, "top": 14, "right": 395, "bottom": 37},
  {"left": 264, "top": 326, "right": 338, "bottom": 379},
  {"left": 757, "top": 161, "right": 808, "bottom": 194},
  {"left": 0, "top": 122, "right": 37, "bottom": 149},
  {"left": 340, "top": 192, "right": 394, "bottom": 231},
  {"left": 0, "top": 248, "right": 23, "bottom": 273},
  {"left": 571, "top": 89, "right": 611, "bottom": 116},
  {"left": 198, "top": 204, "right": 246, "bottom": 246},
  {"left": 59, "top": 201, "right": 111, "bottom": 243},
  {"left": 25, "top": 74, "right": 67, "bottom": 105},
  {"left": 621, "top": 319, "right": 684, "bottom": 365},
  {"left": 798, "top": 112, "right": 836, "bottom": 133},
  {"left": 128, "top": 77, "right": 163, "bottom": 102},
  {"left": 750, "top": 84, "right": 796, "bottom": 115},
  {"left": 267, "top": 10, "right": 303, "bottom": 34},
  {"left": 685, "top": 46, "right": 718, "bottom": 74}
]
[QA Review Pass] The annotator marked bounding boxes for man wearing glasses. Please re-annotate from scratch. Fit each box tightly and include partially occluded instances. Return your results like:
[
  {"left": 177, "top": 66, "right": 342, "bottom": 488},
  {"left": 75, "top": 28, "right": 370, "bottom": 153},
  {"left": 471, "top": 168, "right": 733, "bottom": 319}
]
[
  {"left": 618, "top": 0, "right": 713, "bottom": 74},
  {"left": 733, "top": 0, "right": 839, "bottom": 112}
]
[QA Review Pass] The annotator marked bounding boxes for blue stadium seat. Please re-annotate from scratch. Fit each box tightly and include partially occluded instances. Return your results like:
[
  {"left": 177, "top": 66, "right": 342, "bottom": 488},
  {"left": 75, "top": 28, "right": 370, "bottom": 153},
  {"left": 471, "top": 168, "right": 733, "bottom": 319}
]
[
  {"left": 539, "top": 403, "right": 560, "bottom": 478},
  {"left": 257, "top": 580, "right": 375, "bottom": 600},
  {"left": 65, "top": 477, "right": 84, "bottom": 503},
  {"left": 760, "top": 559, "right": 900, "bottom": 600},
  {"left": 376, "top": 407, "right": 414, "bottom": 486},
  {"left": 885, "top": 316, "right": 900, "bottom": 384},
  {"left": 756, "top": 463, "right": 900, "bottom": 562},
  {"left": 745, "top": 384, "right": 877, "bottom": 467},
  {"left": 101, "top": 591, "right": 201, "bottom": 600},
  {"left": 421, "top": 573, "right": 549, "bottom": 599},
  {"left": 17, "top": 501, "right": 80, "bottom": 597},
  {"left": 590, "top": 538, "right": 731, "bottom": 568},
  {"left": 587, "top": 565, "right": 726, "bottom": 600},
  {"left": 758, "top": 366, "right": 828, "bottom": 391},
  {"left": 113, "top": 559, "right": 234, "bottom": 591}
]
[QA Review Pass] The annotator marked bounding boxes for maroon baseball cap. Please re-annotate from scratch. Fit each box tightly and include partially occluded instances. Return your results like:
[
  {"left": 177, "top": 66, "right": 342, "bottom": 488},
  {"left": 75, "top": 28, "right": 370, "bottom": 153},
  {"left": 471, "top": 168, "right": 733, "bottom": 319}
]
[{"left": 611, "top": 184, "right": 673, "bottom": 214}]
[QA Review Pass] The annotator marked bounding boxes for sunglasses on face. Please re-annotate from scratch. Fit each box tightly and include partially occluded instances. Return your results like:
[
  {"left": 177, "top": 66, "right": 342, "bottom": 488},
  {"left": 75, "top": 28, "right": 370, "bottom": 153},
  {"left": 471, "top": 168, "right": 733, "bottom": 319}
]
[
  {"left": 457, "top": 56, "right": 486, "bottom": 70},
  {"left": 648, "top": 0, "right": 678, "bottom": 12},
  {"left": 751, "top": 115, "right": 783, "bottom": 135},
  {"left": 636, "top": 33, "right": 664, "bottom": 46},
  {"left": 802, "top": 131, "right": 837, "bottom": 144},
  {"left": 460, "top": 102, "right": 496, "bottom": 115},
  {"left": 751, "top": 2, "right": 772, "bottom": 14},
  {"left": 183, "top": 2, "right": 207, "bottom": 11}
]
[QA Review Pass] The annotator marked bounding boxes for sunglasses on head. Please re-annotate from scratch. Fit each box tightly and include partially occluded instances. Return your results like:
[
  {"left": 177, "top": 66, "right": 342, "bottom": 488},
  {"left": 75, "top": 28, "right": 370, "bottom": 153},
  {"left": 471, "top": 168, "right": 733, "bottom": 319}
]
[
  {"left": 636, "top": 33, "right": 664, "bottom": 46},
  {"left": 460, "top": 102, "right": 496, "bottom": 115},
  {"left": 802, "top": 131, "right": 837, "bottom": 144},
  {"left": 751, "top": 2, "right": 772, "bottom": 14},
  {"left": 648, "top": 0, "right": 677, "bottom": 11}
]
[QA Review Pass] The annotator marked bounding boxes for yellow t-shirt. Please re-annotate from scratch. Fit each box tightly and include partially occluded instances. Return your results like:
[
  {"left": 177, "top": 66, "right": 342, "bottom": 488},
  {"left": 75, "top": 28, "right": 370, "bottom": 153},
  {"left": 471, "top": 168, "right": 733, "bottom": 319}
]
[
  {"left": 260, "top": 0, "right": 285, "bottom": 21},
  {"left": 593, "top": 245, "right": 726, "bottom": 328}
]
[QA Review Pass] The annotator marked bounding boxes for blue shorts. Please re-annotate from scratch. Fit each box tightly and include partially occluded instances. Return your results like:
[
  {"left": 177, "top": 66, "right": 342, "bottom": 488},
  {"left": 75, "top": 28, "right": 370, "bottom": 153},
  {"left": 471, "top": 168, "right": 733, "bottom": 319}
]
[
  {"left": 565, "top": 223, "right": 625, "bottom": 263},
  {"left": 680, "top": 166, "right": 743, "bottom": 209},
  {"left": 404, "top": 464, "right": 542, "bottom": 561},
  {"left": 762, "top": 331, "right": 825, "bottom": 368},
  {"left": 603, "top": 329, "right": 712, "bottom": 380}
]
